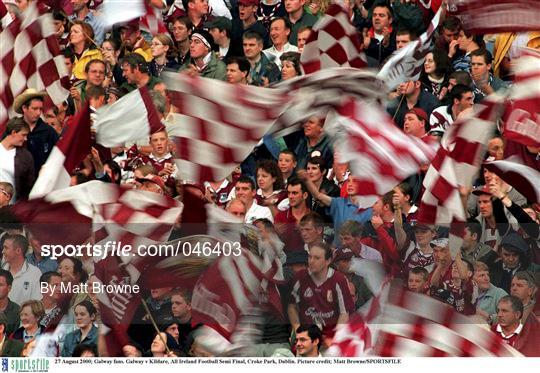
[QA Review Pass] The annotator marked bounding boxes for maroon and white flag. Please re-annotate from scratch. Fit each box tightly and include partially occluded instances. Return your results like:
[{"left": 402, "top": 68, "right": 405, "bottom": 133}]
[
  {"left": 29, "top": 103, "right": 92, "bottom": 198},
  {"left": 378, "top": 6, "right": 444, "bottom": 89},
  {"left": 418, "top": 97, "right": 503, "bottom": 253},
  {"left": 502, "top": 48, "right": 540, "bottom": 148},
  {"left": 374, "top": 283, "right": 522, "bottom": 357},
  {"left": 448, "top": 0, "right": 540, "bottom": 34},
  {"left": 102, "top": 0, "right": 167, "bottom": 35},
  {"left": 0, "top": 1, "right": 13, "bottom": 30},
  {"left": 300, "top": 2, "right": 367, "bottom": 75},
  {"left": 484, "top": 157, "right": 540, "bottom": 204},
  {"left": 162, "top": 71, "right": 290, "bottom": 182},
  {"left": 0, "top": 2, "right": 69, "bottom": 134},
  {"left": 326, "top": 99, "right": 437, "bottom": 207},
  {"left": 95, "top": 86, "right": 163, "bottom": 147}
]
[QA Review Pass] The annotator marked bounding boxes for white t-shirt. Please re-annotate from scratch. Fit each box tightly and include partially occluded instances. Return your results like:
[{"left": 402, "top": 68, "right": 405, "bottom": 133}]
[
  {"left": 245, "top": 201, "right": 274, "bottom": 224},
  {"left": 3, "top": 261, "right": 43, "bottom": 306},
  {"left": 0, "top": 143, "right": 16, "bottom": 202}
]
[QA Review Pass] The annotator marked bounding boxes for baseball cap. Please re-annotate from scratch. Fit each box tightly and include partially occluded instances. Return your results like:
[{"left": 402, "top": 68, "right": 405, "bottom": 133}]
[
  {"left": 407, "top": 108, "right": 428, "bottom": 123},
  {"left": 238, "top": 0, "right": 259, "bottom": 6},
  {"left": 136, "top": 174, "right": 165, "bottom": 191},
  {"left": 429, "top": 238, "right": 449, "bottom": 248},
  {"left": 472, "top": 185, "right": 492, "bottom": 196},
  {"left": 204, "top": 16, "right": 232, "bottom": 32},
  {"left": 333, "top": 247, "right": 354, "bottom": 262}
]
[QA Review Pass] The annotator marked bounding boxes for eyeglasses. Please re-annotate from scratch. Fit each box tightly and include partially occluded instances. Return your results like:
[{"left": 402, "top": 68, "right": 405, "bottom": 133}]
[{"left": 151, "top": 42, "right": 164, "bottom": 47}]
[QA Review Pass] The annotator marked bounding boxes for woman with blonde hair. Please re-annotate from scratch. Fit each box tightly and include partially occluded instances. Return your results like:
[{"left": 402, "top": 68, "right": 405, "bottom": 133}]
[
  {"left": 149, "top": 33, "right": 180, "bottom": 77},
  {"left": 11, "top": 300, "right": 45, "bottom": 343},
  {"left": 68, "top": 20, "right": 103, "bottom": 81}
]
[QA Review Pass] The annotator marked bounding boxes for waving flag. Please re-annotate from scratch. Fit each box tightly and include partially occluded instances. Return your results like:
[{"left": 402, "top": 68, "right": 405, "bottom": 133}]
[{"left": 300, "top": 2, "right": 367, "bottom": 74}]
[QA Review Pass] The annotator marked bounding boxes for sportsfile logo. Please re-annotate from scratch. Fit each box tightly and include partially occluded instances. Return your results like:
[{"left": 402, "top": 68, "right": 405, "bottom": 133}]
[{"left": 4, "top": 359, "right": 49, "bottom": 372}]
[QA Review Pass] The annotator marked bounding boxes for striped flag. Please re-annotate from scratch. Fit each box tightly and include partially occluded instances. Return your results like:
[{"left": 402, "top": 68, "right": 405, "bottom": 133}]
[
  {"left": 29, "top": 103, "right": 92, "bottom": 199},
  {"left": 94, "top": 86, "right": 163, "bottom": 147},
  {"left": 418, "top": 96, "right": 503, "bottom": 254},
  {"left": 377, "top": 6, "right": 444, "bottom": 90},
  {"left": 502, "top": 48, "right": 540, "bottom": 148},
  {"left": 0, "top": 0, "right": 12, "bottom": 30},
  {"left": 300, "top": 2, "right": 367, "bottom": 75},
  {"left": 325, "top": 98, "right": 437, "bottom": 207},
  {"left": 161, "top": 71, "right": 290, "bottom": 182},
  {"left": 0, "top": 2, "right": 69, "bottom": 134},
  {"left": 448, "top": 0, "right": 540, "bottom": 34},
  {"left": 374, "top": 283, "right": 522, "bottom": 357}
]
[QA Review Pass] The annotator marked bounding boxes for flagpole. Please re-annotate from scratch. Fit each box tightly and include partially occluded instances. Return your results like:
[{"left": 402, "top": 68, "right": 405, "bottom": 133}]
[{"left": 141, "top": 297, "right": 172, "bottom": 355}]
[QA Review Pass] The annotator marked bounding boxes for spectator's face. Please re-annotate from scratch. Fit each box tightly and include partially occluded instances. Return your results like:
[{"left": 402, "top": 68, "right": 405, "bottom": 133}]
[
  {"left": 285, "top": 0, "right": 305, "bottom": 14},
  {"left": 407, "top": 272, "right": 427, "bottom": 293},
  {"left": 432, "top": 245, "right": 450, "bottom": 265},
  {"left": 308, "top": 246, "right": 329, "bottom": 276},
  {"left": 403, "top": 113, "right": 425, "bottom": 137},
  {"left": 396, "top": 33, "right": 411, "bottom": 50},
  {"left": 171, "top": 21, "right": 190, "bottom": 43},
  {"left": 226, "top": 63, "right": 246, "bottom": 84},
  {"left": 477, "top": 194, "right": 493, "bottom": 218},
  {"left": 243, "top": 37, "right": 263, "bottom": 59},
  {"left": 295, "top": 330, "right": 318, "bottom": 357},
  {"left": 346, "top": 177, "right": 359, "bottom": 196},
  {"left": 69, "top": 24, "right": 85, "bottom": 46},
  {"left": 471, "top": 55, "right": 490, "bottom": 78},
  {"left": 71, "top": 0, "right": 87, "bottom": 12},
  {"left": 473, "top": 270, "right": 490, "bottom": 291},
  {"left": 150, "top": 287, "right": 172, "bottom": 300},
  {"left": 442, "top": 27, "right": 460, "bottom": 43},
  {"left": 0, "top": 187, "right": 11, "bottom": 207},
  {"left": 414, "top": 228, "right": 435, "bottom": 247},
  {"left": 166, "top": 323, "right": 180, "bottom": 341},
  {"left": 0, "top": 276, "right": 11, "bottom": 300},
  {"left": 171, "top": 294, "right": 191, "bottom": 319},
  {"left": 2, "top": 239, "right": 18, "bottom": 264},
  {"left": 121, "top": 63, "right": 137, "bottom": 84},
  {"left": 190, "top": 37, "right": 209, "bottom": 59},
  {"left": 500, "top": 247, "right": 520, "bottom": 269},
  {"left": 281, "top": 60, "right": 297, "bottom": 80},
  {"left": 150, "top": 131, "right": 169, "bottom": 157},
  {"left": 208, "top": 27, "right": 223, "bottom": 44},
  {"left": 302, "top": 116, "right": 323, "bottom": 138},
  {"left": 239, "top": 4, "right": 257, "bottom": 21},
  {"left": 15, "top": 0, "right": 30, "bottom": 11},
  {"left": 510, "top": 278, "right": 533, "bottom": 303},
  {"left": 151, "top": 333, "right": 168, "bottom": 355},
  {"left": 226, "top": 201, "right": 246, "bottom": 218},
  {"left": 270, "top": 19, "right": 290, "bottom": 47},
  {"left": 496, "top": 300, "right": 520, "bottom": 327},
  {"left": 335, "top": 257, "right": 351, "bottom": 274},
  {"left": 371, "top": 6, "right": 391, "bottom": 33},
  {"left": 456, "top": 91, "right": 474, "bottom": 112},
  {"left": 297, "top": 29, "right": 311, "bottom": 52},
  {"left": 299, "top": 221, "right": 321, "bottom": 245},
  {"left": 278, "top": 153, "right": 296, "bottom": 175},
  {"left": 9, "top": 128, "right": 29, "bottom": 147},
  {"left": 256, "top": 168, "right": 276, "bottom": 192},
  {"left": 339, "top": 234, "right": 356, "bottom": 249},
  {"left": 22, "top": 99, "right": 43, "bottom": 125},
  {"left": 397, "top": 81, "right": 416, "bottom": 95},
  {"left": 424, "top": 52, "right": 436, "bottom": 75},
  {"left": 457, "top": 30, "right": 471, "bottom": 51},
  {"left": 151, "top": 37, "right": 169, "bottom": 58},
  {"left": 235, "top": 182, "right": 255, "bottom": 204},
  {"left": 44, "top": 108, "right": 61, "bottom": 133},
  {"left": 190, "top": 0, "right": 209, "bottom": 16},
  {"left": 46, "top": 275, "right": 62, "bottom": 301},
  {"left": 462, "top": 227, "right": 477, "bottom": 247},
  {"left": 58, "top": 258, "right": 75, "bottom": 282},
  {"left": 306, "top": 162, "right": 323, "bottom": 183},
  {"left": 74, "top": 304, "right": 94, "bottom": 330},
  {"left": 487, "top": 137, "right": 504, "bottom": 160},
  {"left": 287, "top": 183, "right": 305, "bottom": 208},
  {"left": 20, "top": 305, "right": 38, "bottom": 330},
  {"left": 87, "top": 62, "right": 105, "bottom": 86}
]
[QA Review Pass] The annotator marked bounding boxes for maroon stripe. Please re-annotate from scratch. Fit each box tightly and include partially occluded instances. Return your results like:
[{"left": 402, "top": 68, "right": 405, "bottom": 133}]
[{"left": 139, "top": 85, "right": 163, "bottom": 134}]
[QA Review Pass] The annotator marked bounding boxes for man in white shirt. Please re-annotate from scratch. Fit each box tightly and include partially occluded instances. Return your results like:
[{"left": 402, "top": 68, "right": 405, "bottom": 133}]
[
  {"left": 234, "top": 176, "right": 273, "bottom": 224},
  {"left": 0, "top": 118, "right": 35, "bottom": 202},
  {"left": 263, "top": 17, "right": 298, "bottom": 68},
  {"left": 2, "top": 234, "right": 42, "bottom": 306}
]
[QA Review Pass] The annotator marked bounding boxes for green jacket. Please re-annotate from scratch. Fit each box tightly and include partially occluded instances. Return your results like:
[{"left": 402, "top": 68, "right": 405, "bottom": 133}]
[
  {"left": 0, "top": 337, "right": 24, "bottom": 357},
  {"left": 181, "top": 52, "right": 227, "bottom": 81}
]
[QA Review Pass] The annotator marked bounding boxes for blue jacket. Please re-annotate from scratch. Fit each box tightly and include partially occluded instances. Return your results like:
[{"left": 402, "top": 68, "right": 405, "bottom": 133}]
[{"left": 61, "top": 324, "right": 98, "bottom": 357}]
